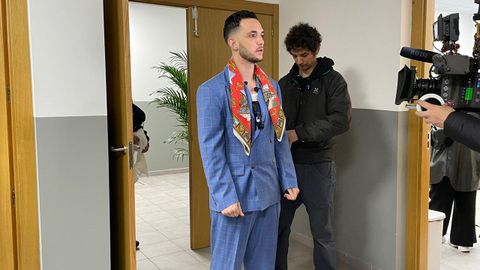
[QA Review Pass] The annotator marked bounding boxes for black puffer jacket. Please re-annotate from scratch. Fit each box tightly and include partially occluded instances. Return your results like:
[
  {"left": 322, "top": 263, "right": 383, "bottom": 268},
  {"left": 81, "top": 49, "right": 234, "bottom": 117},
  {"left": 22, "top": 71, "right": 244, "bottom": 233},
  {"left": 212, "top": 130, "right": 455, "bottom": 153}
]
[
  {"left": 444, "top": 111, "right": 480, "bottom": 153},
  {"left": 279, "top": 57, "right": 351, "bottom": 163}
]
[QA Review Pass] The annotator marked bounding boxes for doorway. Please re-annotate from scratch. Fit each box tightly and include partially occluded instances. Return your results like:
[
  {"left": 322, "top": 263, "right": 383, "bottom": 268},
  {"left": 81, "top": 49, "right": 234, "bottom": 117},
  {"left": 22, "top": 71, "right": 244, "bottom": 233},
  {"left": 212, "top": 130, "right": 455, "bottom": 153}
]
[
  {"left": 103, "top": 0, "right": 279, "bottom": 268},
  {"left": 128, "top": 3, "right": 193, "bottom": 268}
]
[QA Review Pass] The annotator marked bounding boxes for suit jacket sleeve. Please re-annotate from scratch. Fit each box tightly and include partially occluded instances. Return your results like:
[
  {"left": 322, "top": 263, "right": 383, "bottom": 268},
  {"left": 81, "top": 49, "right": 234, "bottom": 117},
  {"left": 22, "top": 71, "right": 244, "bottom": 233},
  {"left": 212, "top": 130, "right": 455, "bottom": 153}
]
[
  {"left": 196, "top": 85, "right": 239, "bottom": 210},
  {"left": 295, "top": 74, "right": 351, "bottom": 143},
  {"left": 274, "top": 81, "right": 298, "bottom": 191},
  {"left": 444, "top": 111, "right": 480, "bottom": 153}
]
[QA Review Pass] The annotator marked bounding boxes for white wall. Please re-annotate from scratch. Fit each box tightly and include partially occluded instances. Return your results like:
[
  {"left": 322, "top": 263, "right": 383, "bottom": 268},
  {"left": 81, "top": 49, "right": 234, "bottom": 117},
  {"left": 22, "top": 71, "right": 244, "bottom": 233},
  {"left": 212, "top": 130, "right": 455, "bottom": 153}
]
[
  {"left": 28, "top": 0, "right": 111, "bottom": 269},
  {"left": 278, "top": 0, "right": 411, "bottom": 112},
  {"left": 129, "top": 3, "right": 187, "bottom": 102},
  {"left": 278, "top": 0, "right": 411, "bottom": 269},
  {"left": 28, "top": 0, "right": 108, "bottom": 118}
]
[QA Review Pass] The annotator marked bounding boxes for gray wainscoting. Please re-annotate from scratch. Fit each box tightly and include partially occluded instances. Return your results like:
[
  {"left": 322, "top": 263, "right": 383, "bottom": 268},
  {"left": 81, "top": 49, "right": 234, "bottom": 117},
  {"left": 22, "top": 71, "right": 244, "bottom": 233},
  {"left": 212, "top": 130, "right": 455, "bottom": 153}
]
[{"left": 35, "top": 116, "right": 111, "bottom": 270}]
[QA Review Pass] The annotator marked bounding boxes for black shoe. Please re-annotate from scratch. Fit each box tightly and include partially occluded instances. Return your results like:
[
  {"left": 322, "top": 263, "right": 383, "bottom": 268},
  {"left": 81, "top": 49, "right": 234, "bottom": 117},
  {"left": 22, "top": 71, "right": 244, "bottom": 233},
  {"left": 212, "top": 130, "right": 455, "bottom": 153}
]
[{"left": 136, "top": 240, "right": 140, "bottom": 251}]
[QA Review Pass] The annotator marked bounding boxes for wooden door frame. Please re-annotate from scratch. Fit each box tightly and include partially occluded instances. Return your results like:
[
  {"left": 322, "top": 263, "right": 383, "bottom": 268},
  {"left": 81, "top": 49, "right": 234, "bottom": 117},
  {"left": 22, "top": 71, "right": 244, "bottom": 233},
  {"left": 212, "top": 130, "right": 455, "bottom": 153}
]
[
  {"left": 0, "top": 0, "right": 41, "bottom": 270},
  {"left": 127, "top": 0, "right": 279, "bottom": 250},
  {"left": 0, "top": 0, "right": 16, "bottom": 268},
  {"left": 406, "top": 0, "right": 435, "bottom": 269}
]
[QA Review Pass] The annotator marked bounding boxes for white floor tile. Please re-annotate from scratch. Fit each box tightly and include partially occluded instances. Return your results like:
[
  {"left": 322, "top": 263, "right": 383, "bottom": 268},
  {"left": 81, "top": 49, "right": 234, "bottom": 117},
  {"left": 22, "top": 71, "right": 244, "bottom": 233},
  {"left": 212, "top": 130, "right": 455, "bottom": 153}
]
[
  {"left": 135, "top": 259, "right": 160, "bottom": 270},
  {"left": 139, "top": 241, "right": 183, "bottom": 258},
  {"left": 149, "top": 251, "right": 200, "bottom": 269}
]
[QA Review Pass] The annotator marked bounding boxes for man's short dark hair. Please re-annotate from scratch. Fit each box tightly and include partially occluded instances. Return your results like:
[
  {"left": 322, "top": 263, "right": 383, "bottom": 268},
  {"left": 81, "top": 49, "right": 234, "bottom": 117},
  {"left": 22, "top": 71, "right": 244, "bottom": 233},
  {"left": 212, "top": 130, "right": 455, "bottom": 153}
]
[
  {"left": 223, "top": 10, "right": 258, "bottom": 43},
  {"left": 284, "top": 23, "right": 322, "bottom": 53}
]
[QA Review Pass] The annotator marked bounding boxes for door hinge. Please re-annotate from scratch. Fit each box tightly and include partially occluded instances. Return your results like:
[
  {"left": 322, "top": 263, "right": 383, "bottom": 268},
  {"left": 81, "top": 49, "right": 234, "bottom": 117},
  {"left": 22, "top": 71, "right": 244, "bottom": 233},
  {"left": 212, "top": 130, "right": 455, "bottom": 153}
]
[
  {"left": 6, "top": 86, "right": 11, "bottom": 103},
  {"left": 192, "top": 6, "right": 199, "bottom": 37},
  {"left": 11, "top": 190, "right": 15, "bottom": 207}
]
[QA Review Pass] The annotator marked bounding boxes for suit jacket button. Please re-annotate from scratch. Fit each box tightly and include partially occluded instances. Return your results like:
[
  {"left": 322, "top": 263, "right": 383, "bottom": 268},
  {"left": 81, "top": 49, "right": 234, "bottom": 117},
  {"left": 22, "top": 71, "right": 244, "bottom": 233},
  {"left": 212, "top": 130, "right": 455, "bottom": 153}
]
[
  {"left": 272, "top": 160, "right": 275, "bottom": 164},
  {"left": 251, "top": 165, "right": 255, "bottom": 169},
  {"left": 270, "top": 139, "right": 273, "bottom": 143}
]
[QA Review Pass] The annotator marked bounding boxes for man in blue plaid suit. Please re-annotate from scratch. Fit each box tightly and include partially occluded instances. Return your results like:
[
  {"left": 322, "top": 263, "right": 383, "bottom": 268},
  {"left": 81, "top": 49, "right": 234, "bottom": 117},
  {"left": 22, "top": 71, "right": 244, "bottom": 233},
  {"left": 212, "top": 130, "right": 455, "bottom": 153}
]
[{"left": 196, "top": 10, "right": 299, "bottom": 270}]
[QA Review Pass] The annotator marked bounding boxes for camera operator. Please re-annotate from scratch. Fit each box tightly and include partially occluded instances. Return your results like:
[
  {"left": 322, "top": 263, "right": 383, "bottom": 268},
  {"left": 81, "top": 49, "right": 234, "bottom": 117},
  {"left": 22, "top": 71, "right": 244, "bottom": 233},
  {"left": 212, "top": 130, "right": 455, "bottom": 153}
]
[{"left": 416, "top": 100, "right": 480, "bottom": 152}]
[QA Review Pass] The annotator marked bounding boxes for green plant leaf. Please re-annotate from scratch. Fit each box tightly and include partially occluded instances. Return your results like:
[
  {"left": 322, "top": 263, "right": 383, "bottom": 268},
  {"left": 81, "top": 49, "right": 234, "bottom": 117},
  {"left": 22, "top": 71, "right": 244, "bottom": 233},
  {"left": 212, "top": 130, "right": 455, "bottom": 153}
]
[{"left": 150, "top": 50, "right": 189, "bottom": 161}]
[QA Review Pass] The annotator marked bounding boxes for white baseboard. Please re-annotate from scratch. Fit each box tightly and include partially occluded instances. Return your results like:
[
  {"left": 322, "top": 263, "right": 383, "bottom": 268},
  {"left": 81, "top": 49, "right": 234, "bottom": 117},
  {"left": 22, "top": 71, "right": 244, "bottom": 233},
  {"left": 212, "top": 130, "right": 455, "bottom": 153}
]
[{"left": 148, "top": 167, "right": 189, "bottom": 176}]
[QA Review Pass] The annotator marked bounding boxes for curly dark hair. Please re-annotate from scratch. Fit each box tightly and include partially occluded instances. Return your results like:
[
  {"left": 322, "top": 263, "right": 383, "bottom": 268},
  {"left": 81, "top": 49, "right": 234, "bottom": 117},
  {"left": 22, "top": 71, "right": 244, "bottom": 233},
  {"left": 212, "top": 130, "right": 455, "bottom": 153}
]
[
  {"left": 284, "top": 23, "right": 322, "bottom": 53},
  {"left": 223, "top": 10, "right": 258, "bottom": 43}
]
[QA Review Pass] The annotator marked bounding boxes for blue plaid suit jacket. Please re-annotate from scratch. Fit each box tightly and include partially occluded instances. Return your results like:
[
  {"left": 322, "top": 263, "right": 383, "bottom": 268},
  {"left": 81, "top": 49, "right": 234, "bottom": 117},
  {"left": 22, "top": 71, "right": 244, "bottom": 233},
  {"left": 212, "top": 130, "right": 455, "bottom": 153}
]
[{"left": 196, "top": 67, "right": 298, "bottom": 212}]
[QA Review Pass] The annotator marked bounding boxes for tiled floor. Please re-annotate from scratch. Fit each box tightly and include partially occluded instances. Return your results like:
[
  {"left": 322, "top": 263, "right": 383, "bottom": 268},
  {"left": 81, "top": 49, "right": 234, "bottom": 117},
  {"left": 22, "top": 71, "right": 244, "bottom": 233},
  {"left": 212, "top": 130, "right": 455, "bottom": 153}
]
[
  {"left": 134, "top": 173, "right": 317, "bottom": 270},
  {"left": 135, "top": 173, "right": 480, "bottom": 270}
]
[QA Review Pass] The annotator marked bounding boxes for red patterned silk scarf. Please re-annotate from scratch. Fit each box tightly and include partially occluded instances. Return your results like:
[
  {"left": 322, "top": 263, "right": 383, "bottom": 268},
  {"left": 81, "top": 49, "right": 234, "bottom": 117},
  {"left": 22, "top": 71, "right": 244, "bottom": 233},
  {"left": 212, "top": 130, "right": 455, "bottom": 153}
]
[{"left": 227, "top": 58, "right": 286, "bottom": 156}]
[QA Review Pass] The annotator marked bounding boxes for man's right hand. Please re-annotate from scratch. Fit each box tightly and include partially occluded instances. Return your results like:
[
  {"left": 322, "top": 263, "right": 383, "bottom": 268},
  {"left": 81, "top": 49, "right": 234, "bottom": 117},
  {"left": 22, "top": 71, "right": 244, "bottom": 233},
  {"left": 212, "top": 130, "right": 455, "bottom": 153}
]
[{"left": 221, "top": 202, "right": 244, "bottom": 218}]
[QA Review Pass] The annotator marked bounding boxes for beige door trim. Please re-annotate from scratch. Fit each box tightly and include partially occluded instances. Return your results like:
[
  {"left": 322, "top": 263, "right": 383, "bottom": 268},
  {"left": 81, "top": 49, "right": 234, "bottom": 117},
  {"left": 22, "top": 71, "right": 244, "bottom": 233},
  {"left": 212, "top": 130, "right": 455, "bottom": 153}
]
[
  {"left": 406, "top": 0, "right": 435, "bottom": 269},
  {"left": 0, "top": 0, "right": 41, "bottom": 269}
]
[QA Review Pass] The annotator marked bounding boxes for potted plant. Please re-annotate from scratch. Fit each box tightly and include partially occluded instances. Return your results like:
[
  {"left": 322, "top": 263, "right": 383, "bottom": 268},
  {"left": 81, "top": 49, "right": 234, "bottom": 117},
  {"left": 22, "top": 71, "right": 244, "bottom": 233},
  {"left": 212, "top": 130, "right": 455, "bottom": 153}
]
[{"left": 151, "top": 51, "right": 188, "bottom": 161}]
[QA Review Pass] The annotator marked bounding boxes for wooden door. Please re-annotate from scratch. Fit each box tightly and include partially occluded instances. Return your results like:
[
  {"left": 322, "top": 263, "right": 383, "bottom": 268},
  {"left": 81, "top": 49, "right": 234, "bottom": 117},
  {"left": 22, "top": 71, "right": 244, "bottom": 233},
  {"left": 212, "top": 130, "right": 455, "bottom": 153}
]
[
  {"left": 103, "top": 0, "right": 136, "bottom": 269},
  {"left": 1, "top": 0, "right": 40, "bottom": 269},
  {"left": 0, "top": 1, "right": 16, "bottom": 269},
  {"left": 187, "top": 6, "right": 276, "bottom": 249}
]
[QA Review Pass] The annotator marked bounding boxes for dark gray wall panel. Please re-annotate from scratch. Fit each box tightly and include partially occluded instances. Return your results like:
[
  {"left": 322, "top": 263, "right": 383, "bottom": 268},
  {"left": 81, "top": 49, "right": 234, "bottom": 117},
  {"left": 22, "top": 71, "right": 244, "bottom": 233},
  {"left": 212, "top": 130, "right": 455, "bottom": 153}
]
[
  {"left": 291, "top": 109, "right": 408, "bottom": 270},
  {"left": 35, "top": 116, "right": 110, "bottom": 270}
]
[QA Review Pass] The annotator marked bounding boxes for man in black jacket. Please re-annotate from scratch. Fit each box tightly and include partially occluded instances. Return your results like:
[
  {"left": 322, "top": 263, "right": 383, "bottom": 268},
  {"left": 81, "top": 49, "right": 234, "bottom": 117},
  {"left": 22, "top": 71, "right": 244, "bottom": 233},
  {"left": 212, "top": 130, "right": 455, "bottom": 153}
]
[
  {"left": 275, "top": 23, "right": 351, "bottom": 270},
  {"left": 416, "top": 100, "right": 480, "bottom": 152}
]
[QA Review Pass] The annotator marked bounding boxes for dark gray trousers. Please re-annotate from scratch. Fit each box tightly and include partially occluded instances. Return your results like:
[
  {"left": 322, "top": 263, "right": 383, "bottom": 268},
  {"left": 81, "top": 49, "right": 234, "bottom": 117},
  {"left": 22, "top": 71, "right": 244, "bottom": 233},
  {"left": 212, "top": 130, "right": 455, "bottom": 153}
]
[{"left": 275, "top": 161, "right": 336, "bottom": 270}]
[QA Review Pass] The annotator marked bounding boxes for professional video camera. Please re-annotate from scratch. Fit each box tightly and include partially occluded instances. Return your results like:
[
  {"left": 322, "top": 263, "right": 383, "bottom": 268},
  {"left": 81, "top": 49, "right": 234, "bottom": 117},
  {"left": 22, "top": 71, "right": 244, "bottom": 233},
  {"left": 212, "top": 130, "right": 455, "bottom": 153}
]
[{"left": 396, "top": 0, "right": 480, "bottom": 111}]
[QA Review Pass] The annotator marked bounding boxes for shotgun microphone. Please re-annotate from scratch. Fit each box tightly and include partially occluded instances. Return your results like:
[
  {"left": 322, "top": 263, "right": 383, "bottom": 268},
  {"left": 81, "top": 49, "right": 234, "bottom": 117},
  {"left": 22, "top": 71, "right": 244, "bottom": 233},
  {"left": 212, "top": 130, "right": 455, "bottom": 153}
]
[{"left": 400, "top": 47, "right": 439, "bottom": 63}]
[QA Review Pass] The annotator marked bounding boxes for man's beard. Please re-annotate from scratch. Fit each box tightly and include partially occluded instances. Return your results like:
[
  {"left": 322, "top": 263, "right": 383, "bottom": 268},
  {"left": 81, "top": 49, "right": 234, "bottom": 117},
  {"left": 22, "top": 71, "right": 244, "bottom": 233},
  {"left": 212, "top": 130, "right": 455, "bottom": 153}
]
[{"left": 239, "top": 44, "right": 262, "bottom": 63}]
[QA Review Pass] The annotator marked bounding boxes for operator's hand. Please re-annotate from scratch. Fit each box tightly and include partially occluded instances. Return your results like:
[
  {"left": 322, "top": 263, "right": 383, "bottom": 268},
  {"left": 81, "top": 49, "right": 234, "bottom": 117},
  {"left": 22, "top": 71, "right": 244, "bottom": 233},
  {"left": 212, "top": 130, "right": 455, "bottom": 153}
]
[
  {"left": 415, "top": 100, "right": 454, "bottom": 128},
  {"left": 221, "top": 202, "right": 244, "bottom": 218},
  {"left": 284, "top": 188, "right": 300, "bottom": 201},
  {"left": 287, "top": 130, "right": 299, "bottom": 144}
]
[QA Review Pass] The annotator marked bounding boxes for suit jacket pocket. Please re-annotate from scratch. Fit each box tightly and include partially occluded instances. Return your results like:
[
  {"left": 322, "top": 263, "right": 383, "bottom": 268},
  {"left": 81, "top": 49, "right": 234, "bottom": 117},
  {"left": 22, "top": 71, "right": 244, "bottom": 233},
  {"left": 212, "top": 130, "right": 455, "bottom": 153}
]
[{"left": 229, "top": 162, "right": 245, "bottom": 176}]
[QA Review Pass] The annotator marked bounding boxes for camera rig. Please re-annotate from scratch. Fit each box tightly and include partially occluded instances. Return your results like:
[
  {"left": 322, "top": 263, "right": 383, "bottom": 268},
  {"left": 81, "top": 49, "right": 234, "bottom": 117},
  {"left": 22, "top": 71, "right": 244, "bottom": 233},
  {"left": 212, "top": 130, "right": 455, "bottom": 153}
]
[{"left": 396, "top": 0, "right": 480, "bottom": 111}]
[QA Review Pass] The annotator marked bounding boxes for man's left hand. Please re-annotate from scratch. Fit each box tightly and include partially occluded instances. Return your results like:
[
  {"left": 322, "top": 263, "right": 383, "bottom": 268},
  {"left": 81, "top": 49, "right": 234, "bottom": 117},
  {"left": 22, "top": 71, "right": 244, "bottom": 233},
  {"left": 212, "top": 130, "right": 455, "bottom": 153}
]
[
  {"left": 287, "top": 130, "right": 299, "bottom": 144},
  {"left": 284, "top": 188, "right": 300, "bottom": 201}
]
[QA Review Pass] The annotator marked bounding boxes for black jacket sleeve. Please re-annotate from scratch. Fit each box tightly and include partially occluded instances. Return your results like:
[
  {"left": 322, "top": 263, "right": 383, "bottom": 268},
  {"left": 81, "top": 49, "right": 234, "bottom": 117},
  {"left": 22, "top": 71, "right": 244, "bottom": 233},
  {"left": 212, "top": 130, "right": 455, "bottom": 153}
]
[
  {"left": 295, "top": 74, "right": 351, "bottom": 143},
  {"left": 444, "top": 111, "right": 480, "bottom": 152}
]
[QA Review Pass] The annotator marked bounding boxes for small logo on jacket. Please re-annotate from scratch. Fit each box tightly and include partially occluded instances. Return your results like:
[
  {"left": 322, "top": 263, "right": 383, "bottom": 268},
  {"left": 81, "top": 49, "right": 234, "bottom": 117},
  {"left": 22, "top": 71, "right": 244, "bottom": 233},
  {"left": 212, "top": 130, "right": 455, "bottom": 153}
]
[{"left": 313, "top": 87, "right": 319, "bottom": 94}]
